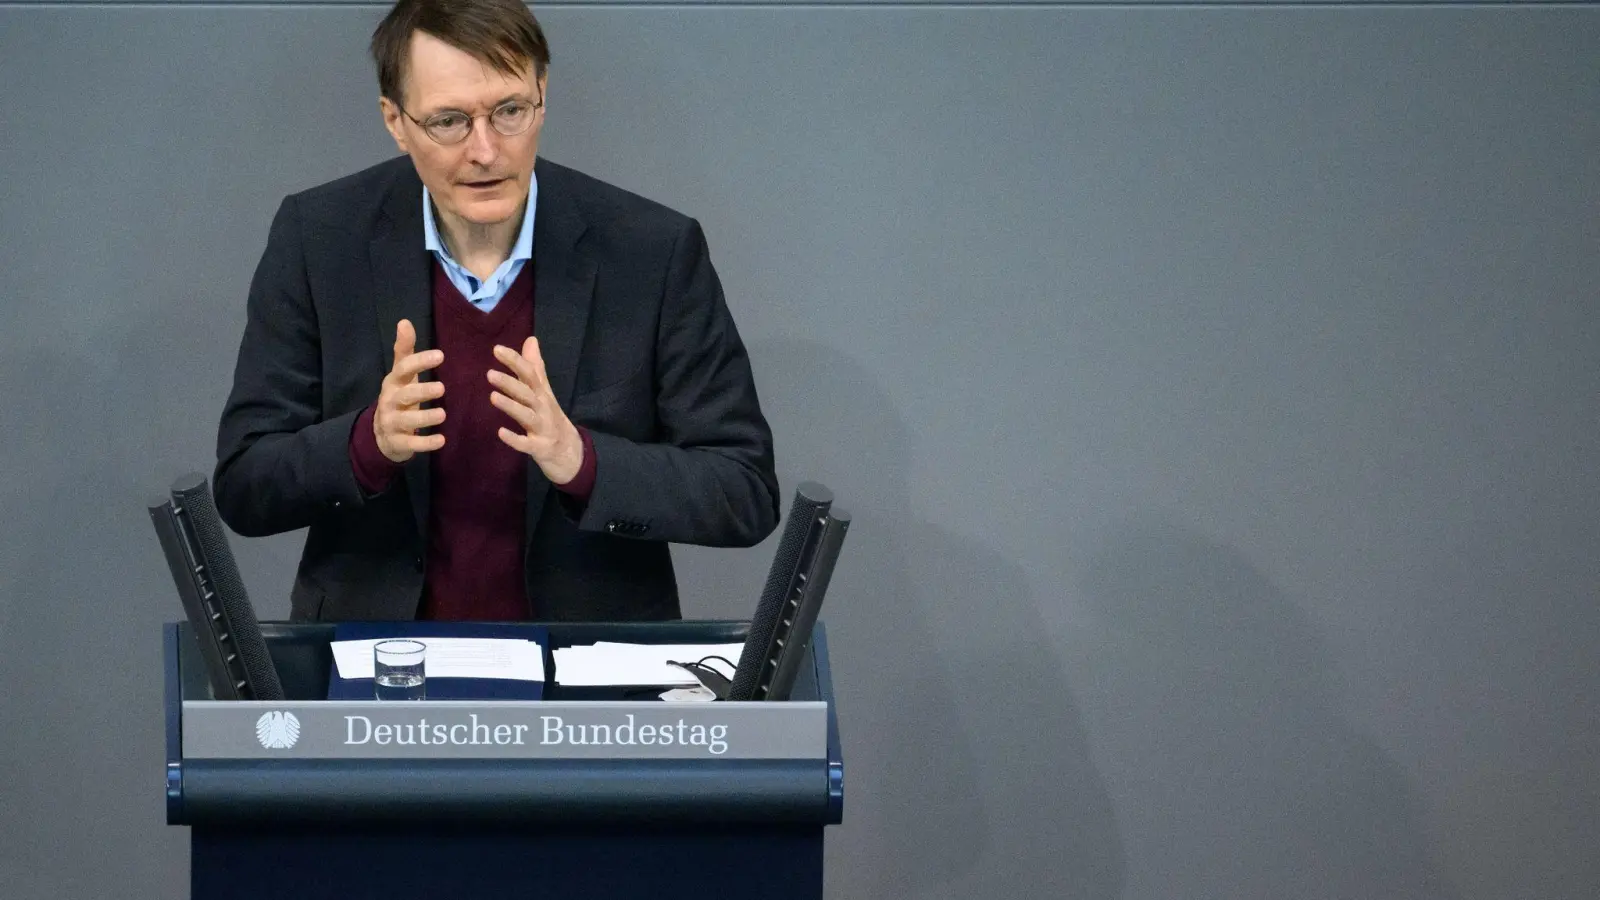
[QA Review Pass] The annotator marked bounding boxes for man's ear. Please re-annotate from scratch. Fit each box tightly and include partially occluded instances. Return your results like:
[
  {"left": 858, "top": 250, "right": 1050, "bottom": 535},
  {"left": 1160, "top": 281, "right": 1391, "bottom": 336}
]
[{"left": 378, "top": 96, "right": 409, "bottom": 153}]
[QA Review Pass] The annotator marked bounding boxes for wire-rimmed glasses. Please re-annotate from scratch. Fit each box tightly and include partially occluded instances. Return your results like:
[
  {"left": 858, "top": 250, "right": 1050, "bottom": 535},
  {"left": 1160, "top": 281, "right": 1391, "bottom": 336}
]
[{"left": 397, "top": 90, "right": 544, "bottom": 145}]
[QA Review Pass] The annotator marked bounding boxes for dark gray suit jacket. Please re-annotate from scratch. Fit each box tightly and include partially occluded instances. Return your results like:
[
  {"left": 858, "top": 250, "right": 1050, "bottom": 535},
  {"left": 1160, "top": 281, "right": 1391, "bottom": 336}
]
[{"left": 214, "top": 156, "right": 779, "bottom": 622}]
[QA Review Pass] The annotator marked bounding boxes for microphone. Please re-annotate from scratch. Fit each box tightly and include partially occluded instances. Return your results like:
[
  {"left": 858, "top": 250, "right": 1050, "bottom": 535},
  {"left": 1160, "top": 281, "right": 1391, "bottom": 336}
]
[
  {"left": 149, "top": 473, "right": 284, "bottom": 701},
  {"left": 718, "top": 482, "right": 850, "bottom": 702}
]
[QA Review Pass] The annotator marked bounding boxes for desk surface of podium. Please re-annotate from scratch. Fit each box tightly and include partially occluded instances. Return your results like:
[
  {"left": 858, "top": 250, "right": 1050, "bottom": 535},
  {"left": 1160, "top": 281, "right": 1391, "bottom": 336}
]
[{"left": 164, "top": 620, "right": 845, "bottom": 828}]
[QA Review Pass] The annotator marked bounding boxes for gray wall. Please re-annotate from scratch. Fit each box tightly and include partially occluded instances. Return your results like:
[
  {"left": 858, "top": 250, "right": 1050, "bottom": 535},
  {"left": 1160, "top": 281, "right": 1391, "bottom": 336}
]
[{"left": 1, "top": 2, "right": 1597, "bottom": 898}]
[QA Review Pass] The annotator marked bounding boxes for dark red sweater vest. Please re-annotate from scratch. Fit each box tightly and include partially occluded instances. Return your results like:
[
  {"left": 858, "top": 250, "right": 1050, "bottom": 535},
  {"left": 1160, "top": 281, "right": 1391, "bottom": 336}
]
[{"left": 417, "top": 262, "right": 536, "bottom": 621}]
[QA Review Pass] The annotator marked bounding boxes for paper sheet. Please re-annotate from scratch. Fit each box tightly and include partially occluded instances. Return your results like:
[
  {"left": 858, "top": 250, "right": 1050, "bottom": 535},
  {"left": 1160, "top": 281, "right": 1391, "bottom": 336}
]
[
  {"left": 331, "top": 637, "right": 545, "bottom": 682},
  {"left": 552, "top": 642, "right": 744, "bottom": 686}
]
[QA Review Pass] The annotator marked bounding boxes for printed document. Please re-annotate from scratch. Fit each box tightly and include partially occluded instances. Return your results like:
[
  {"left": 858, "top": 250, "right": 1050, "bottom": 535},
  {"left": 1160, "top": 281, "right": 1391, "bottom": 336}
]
[
  {"left": 552, "top": 642, "right": 744, "bottom": 686},
  {"left": 330, "top": 638, "right": 545, "bottom": 681}
]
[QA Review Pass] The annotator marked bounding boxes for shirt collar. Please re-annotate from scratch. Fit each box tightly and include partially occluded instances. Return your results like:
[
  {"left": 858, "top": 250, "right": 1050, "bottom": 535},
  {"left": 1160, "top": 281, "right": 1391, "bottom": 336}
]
[{"left": 421, "top": 171, "right": 537, "bottom": 266}]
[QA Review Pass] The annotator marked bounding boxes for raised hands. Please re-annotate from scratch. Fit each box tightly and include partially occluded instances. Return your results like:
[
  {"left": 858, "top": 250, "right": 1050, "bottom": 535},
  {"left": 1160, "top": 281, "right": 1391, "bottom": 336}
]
[
  {"left": 488, "top": 337, "right": 584, "bottom": 485},
  {"left": 374, "top": 319, "right": 448, "bottom": 464}
]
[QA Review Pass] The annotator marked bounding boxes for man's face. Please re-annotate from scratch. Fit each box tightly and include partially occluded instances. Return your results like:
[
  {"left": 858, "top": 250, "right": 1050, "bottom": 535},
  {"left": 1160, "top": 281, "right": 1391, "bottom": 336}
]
[{"left": 380, "top": 30, "right": 545, "bottom": 228}]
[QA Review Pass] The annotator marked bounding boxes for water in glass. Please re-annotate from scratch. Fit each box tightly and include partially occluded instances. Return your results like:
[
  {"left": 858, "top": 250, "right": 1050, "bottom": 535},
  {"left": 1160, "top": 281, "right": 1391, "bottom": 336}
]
[{"left": 374, "top": 639, "right": 426, "bottom": 701}]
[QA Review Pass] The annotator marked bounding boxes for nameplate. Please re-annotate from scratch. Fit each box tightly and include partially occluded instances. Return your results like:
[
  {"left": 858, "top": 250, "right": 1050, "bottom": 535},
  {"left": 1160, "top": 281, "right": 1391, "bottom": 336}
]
[{"left": 182, "top": 701, "right": 827, "bottom": 760}]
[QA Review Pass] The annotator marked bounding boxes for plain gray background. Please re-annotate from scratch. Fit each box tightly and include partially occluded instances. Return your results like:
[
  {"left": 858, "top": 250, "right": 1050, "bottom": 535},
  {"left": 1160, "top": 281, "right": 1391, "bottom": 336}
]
[{"left": 1, "top": 2, "right": 1597, "bottom": 898}]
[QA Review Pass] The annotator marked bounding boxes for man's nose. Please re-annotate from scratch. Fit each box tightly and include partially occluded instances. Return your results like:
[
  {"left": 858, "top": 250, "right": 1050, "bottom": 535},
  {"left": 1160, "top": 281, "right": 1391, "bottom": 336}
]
[{"left": 463, "top": 117, "right": 499, "bottom": 165}]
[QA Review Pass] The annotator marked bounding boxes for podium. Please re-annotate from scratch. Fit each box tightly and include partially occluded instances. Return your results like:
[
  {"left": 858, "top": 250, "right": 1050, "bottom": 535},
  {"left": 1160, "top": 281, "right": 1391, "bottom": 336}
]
[{"left": 163, "top": 619, "right": 844, "bottom": 899}]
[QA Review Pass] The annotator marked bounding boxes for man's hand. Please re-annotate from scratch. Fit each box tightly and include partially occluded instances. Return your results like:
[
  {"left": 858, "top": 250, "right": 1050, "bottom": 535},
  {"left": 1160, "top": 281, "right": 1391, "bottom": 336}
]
[
  {"left": 374, "top": 319, "right": 447, "bottom": 464},
  {"left": 489, "top": 338, "right": 585, "bottom": 485}
]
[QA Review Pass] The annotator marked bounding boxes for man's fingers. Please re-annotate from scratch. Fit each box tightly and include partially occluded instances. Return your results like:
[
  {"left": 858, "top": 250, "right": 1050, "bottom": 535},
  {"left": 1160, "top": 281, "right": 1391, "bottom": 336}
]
[
  {"left": 384, "top": 431, "right": 445, "bottom": 453},
  {"left": 375, "top": 430, "right": 444, "bottom": 463},
  {"left": 389, "top": 348, "right": 446, "bottom": 383},
  {"left": 392, "top": 380, "right": 445, "bottom": 408},
  {"left": 522, "top": 337, "right": 551, "bottom": 388},
  {"left": 496, "top": 427, "right": 536, "bottom": 456},
  {"left": 493, "top": 344, "right": 541, "bottom": 389},
  {"left": 489, "top": 390, "right": 539, "bottom": 432},
  {"left": 386, "top": 407, "right": 446, "bottom": 432},
  {"left": 398, "top": 433, "right": 446, "bottom": 453},
  {"left": 393, "top": 319, "right": 416, "bottom": 369},
  {"left": 487, "top": 369, "right": 542, "bottom": 413}
]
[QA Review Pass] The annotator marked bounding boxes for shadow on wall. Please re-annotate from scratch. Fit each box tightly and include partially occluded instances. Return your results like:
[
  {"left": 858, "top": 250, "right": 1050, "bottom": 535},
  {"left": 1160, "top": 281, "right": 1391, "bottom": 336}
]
[
  {"left": 730, "top": 338, "right": 1125, "bottom": 898},
  {"left": 1071, "top": 522, "right": 1460, "bottom": 900}
]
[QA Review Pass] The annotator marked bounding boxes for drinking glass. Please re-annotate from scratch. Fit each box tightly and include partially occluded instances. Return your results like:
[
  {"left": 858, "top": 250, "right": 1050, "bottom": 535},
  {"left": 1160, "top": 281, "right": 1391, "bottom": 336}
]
[{"left": 374, "top": 639, "right": 426, "bottom": 700}]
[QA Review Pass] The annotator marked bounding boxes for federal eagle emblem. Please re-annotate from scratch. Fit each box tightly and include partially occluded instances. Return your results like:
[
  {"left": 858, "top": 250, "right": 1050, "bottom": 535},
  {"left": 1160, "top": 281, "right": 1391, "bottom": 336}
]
[{"left": 255, "top": 711, "right": 302, "bottom": 750}]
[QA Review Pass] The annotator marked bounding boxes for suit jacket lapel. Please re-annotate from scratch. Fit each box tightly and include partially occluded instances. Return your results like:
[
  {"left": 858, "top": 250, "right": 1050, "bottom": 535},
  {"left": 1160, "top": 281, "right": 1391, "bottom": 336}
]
[
  {"left": 526, "top": 158, "right": 595, "bottom": 543},
  {"left": 369, "top": 172, "right": 434, "bottom": 546}
]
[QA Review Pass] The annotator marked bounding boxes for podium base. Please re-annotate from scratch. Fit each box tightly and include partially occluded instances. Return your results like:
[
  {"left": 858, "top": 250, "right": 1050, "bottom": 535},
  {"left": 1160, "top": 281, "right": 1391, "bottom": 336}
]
[{"left": 193, "top": 824, "right": 823, "bottom": 899}]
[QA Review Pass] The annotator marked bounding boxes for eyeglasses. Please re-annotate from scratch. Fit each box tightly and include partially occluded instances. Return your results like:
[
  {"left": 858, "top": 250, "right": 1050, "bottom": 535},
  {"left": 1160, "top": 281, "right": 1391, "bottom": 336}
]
[{"left": 397, "top": 90, "right": 544, "bottom": 145}]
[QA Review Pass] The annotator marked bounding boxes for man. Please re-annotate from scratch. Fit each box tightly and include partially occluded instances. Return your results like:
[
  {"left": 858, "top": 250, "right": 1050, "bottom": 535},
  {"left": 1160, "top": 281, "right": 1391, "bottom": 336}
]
[{"left": 214, "top": 0, "right": 779, "bottom": 622}]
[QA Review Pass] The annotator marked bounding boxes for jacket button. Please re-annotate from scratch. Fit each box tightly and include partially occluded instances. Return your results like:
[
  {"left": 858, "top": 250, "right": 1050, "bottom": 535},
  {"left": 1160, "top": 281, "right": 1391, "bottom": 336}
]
[
  {"left": 412, "top": 554, "right": 423, "bottom": 572},
  {"left": 607, "top": 521, "right": 620, "bottom": 533}
]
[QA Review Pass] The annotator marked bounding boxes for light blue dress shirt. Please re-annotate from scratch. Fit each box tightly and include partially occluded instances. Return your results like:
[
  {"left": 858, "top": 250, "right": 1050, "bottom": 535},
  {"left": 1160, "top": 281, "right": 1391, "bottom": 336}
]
[{"left": 422, "top": 172, "right": 537, "bottom": 313}]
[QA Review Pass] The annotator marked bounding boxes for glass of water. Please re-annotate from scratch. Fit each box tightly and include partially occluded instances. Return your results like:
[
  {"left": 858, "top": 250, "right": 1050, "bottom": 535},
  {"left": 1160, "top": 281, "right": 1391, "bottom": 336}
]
[{"left": 374, "top": 639, "right": 426, "bottom": 700}]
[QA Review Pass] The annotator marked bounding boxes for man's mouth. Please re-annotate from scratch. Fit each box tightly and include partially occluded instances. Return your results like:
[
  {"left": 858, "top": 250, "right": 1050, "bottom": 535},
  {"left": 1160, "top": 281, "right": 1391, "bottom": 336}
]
[{"left": 462, "top": 178, "right": 506, "bottom": 190}]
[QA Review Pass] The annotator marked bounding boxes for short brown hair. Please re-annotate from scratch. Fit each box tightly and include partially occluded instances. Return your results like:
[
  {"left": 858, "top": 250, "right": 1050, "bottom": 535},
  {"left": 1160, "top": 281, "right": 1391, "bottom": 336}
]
[{"left": 371, "top": 0, "right": 551, "bottom": 104}]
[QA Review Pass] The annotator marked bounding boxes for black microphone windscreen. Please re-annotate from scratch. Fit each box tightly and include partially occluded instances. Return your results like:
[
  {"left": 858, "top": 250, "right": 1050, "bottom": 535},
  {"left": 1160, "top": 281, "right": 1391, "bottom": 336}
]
[
  {"left": 170, "top": 473, "right": 284, "bottom": 701},
  {"left": 729, "top": 482, "right": 833, "bottom": 701}
]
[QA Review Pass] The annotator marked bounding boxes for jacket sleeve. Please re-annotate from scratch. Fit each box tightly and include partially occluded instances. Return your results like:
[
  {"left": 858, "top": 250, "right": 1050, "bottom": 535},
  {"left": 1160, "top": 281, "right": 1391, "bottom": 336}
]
[
  {"left": 212, "top": 195, "right": 368, "bottom": 537},
  {"left": 573, "top": 218, "right": 780, "bottom": 548}
]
